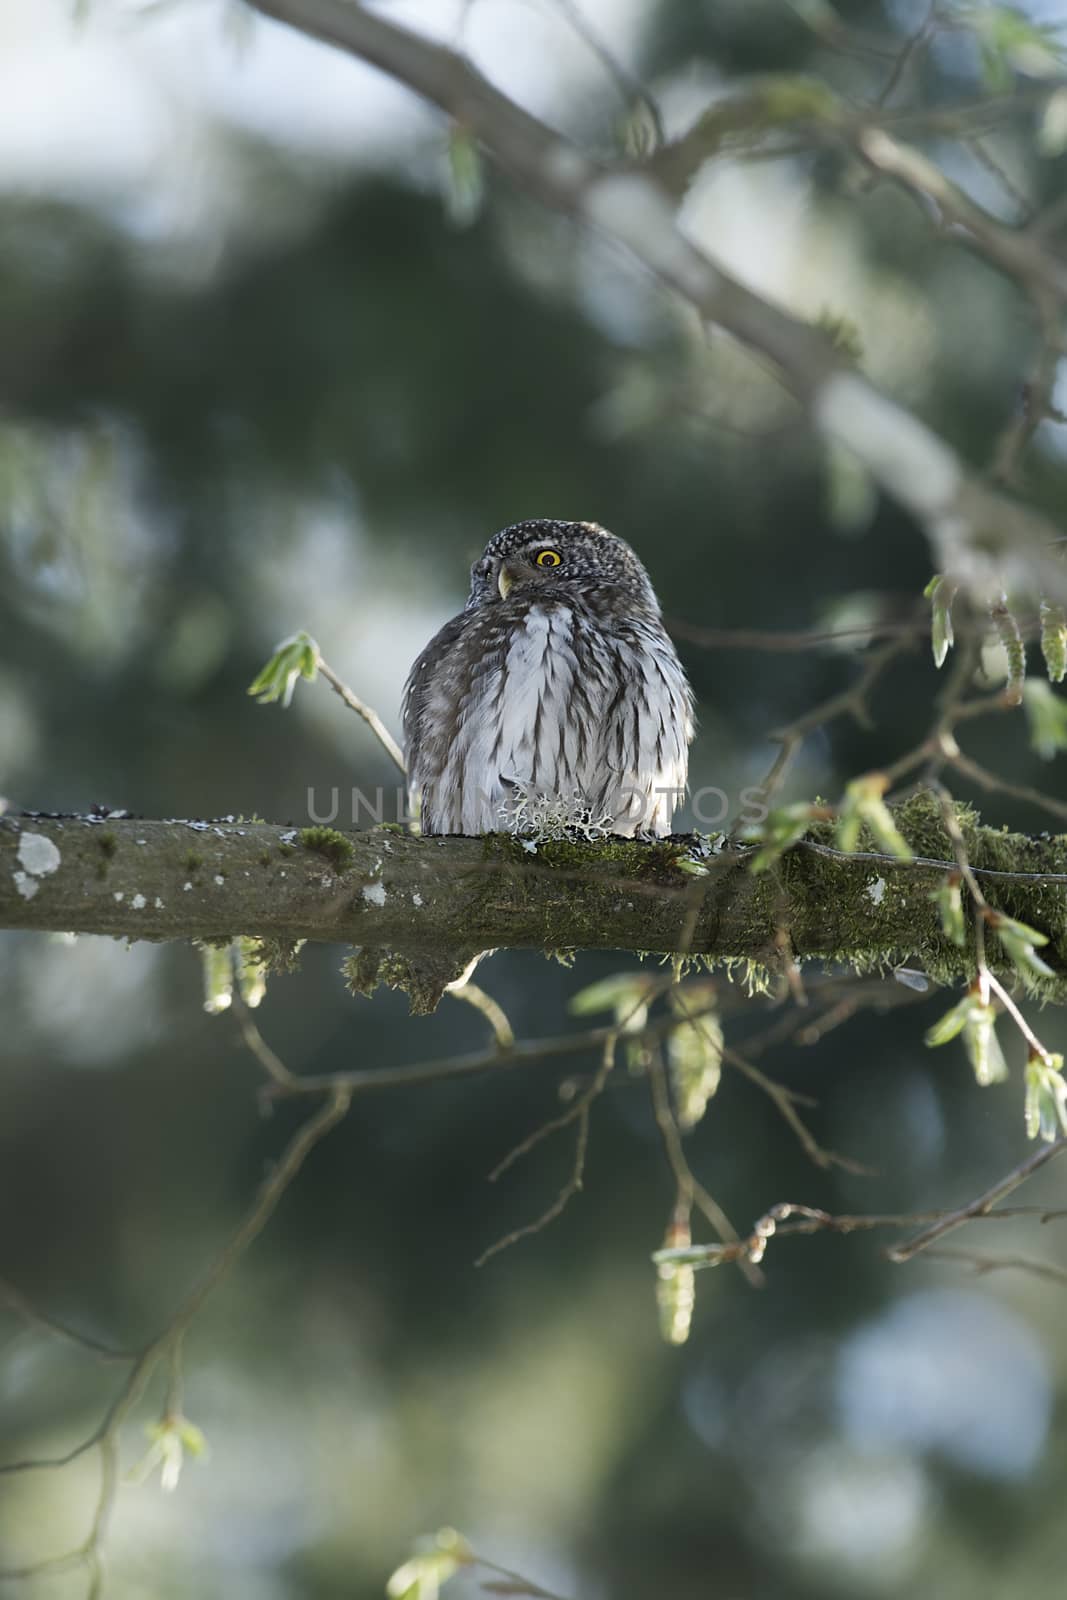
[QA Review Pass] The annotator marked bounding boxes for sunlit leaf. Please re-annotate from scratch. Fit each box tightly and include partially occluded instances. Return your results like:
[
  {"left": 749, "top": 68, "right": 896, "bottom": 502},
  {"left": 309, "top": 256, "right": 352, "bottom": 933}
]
[
  {"left": 1023, "top": 679, "right": 1067, "bottom": 760},
  {"left": 247, "top": 630, "right": 320, "bottom": 708},
  {"left": 1024, "top": 1051, "right": 1067, "bottom": 1141},
  {"left": 1039, "top": 601, "right": 1067, "bottom": 684},
  {"left": 924, "top": 574, "right": 957, "bottom": 668},
  {"left": 656, "top": 1214, "right": 696, "bottom": 1345},
  {"left": 930, "top": 872, "right": 967, "bottom": 948}
]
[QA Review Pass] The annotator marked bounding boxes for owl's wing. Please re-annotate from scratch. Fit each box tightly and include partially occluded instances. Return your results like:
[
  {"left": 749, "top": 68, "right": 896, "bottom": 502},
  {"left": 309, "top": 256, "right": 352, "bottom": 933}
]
[
  {"left": 401, "top": 612, "right": 472, "bottom": 823},
  {"left": 593, "top": 620, "right": 693, "bottom": 836}
]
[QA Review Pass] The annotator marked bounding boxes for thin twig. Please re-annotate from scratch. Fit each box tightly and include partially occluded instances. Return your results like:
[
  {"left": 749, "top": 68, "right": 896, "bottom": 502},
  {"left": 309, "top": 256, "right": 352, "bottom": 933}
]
[
  {"left": 887, "top": 1136, "right": 1067, "bottom": 1262},
  {"left": 448, "top": 980, "right": 515, "bottom": 1050},
  {"left": 475, "top": 1035, "right": 617, "bottom": 1266},
  {"left": 645, "top": 1045, "right": 764, "bottom": 1289},
  {"left": 316, "top": 654, "right": 406, "bottom": 775}
]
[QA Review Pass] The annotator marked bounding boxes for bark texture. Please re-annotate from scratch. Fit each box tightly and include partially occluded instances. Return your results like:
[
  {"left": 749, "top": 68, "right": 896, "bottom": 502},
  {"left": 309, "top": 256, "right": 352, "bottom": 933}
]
[{"left": 2, "top": 801, "right": 1065, "bottom": 1002}]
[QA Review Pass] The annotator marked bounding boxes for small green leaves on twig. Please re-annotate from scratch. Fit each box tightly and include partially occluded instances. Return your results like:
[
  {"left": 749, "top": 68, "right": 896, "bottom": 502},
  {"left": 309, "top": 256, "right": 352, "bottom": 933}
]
[
  {"left": 747, "top": 802, "right": 819, "bottom": 872},
  {"left": 836, "top": 775, "right": 913, "bottom": 861},
  {"left": 1040, "top": 601, "right": 1067, "bottom": 683},
  {"left": 200, "top": 942, "right": 234, "bottom": 1015},
  {"left": 931, "top": 871, "right": 967, "bottom": 948},
  {"left": 387, "top": 1528, "right": 473, "bottom": 1600},
  {"left": 924, "top": 574, "right": 957, "bottom": 668},
  {"left": 1023, "top": 680, "right": 1067, "bottom": 760},
  {"left": 443, "top": 124, "right": 486, "bottom": 228},
  {"left": 1024, "top": 1050, "right": 1067, "bottom": 1142},
  {"left": 990, "top": 596, "right": 1026, "bottom": 705},
  {"left": 568, "top": 971, "right": 657, "bottom": 1032},
  {"left": 964, "top": 4, "right": 1067, "bottom": 92},
  {"left": 656, "top": 1211, "right": 696, "bottom": 1346},
  {"left": 667, "top": 984, "right": 722, "bottom": 1130},
  {"left": 247, "top": 630, "right": 319, "bottom": 708},
  {"left": 925, "top": 982, "right": 1008, "bottom": 1087},
  {"left": 237, "top": 937, "right": 268, "bottom": 1009},
  {"left": 989, "top": 911, "right": 1056, "bottom": 981},
  {"left": 127, "top": 1413, "right": 209, "bottom": 1495}
]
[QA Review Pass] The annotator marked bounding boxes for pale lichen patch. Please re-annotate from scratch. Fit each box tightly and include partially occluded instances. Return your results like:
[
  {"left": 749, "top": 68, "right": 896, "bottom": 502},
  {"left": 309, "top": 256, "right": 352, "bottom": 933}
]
[
  {"left": 362, "top": 881, "right": 387, "bottom": 908},
  {"left": 131, "top": 893, "right": 147, "bottom": 910},
  {"left": 14, "top": 871, "right": 38, "bottom": 900},
  {"left": 17, "top": 832, "right": 61, "bottom": 878},
  {"left": 867, "top": 877, "right": 887, "bottom": 906}
]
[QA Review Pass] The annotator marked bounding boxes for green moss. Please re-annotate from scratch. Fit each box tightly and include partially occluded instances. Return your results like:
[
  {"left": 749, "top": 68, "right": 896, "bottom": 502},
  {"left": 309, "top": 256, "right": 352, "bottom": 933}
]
[
  {"left": 94, "top": 829, "right": 118, "bottom": 878},
  {"left": 480, "top": 831, "right": 690, "bottom": 881},
  {"left": 278, "top": 843, "right": 295, "bottom": 858},
  {"left": 299, "top": 826, "right": 355, "bottom": 871},
  {"left": 791, "top": 789, "right": 1067, "bottom": 1002},
  {"left": 258, "top": 850, "right": 273, "bottom": 868},
  {"left": 183, "top": 851, "right": 203, "bottom": 872}
]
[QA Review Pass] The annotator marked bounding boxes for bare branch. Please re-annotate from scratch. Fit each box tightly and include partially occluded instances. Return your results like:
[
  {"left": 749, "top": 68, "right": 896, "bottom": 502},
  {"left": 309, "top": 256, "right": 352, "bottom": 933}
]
[{"left": 244, "top": 0, "right": 1067, "bottom": 604}]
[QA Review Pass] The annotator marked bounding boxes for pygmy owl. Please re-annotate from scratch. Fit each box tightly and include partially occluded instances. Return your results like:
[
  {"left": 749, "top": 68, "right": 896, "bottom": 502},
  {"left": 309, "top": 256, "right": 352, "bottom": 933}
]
[{"left": 403, "top": 519, "right": 693, "bottom": 837}]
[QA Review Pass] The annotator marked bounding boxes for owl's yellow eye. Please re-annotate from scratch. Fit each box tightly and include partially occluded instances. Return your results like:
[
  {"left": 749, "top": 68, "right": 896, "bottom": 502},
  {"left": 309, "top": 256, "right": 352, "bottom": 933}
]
[{"left": 535, "top": 549, "right": 562, "bottom": 567}]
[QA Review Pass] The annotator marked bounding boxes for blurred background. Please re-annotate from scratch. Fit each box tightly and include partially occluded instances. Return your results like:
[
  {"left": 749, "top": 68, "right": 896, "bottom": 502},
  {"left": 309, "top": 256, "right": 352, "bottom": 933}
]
[{"left": 3, "top": 1, "right": 1067, "bottom": 1596}]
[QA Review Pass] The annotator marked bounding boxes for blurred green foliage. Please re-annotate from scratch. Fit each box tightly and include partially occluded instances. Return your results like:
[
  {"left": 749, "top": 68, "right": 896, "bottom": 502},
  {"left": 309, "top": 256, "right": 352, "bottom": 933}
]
[{"left": 3, "top": 3, "right": 1067, "bottom": 1598}]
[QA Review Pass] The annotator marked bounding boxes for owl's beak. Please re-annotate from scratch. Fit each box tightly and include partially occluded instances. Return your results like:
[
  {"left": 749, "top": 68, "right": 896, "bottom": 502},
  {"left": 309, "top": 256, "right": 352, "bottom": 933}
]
[{"left": 498, "top": 563, "right": 517, "bottom": 600}]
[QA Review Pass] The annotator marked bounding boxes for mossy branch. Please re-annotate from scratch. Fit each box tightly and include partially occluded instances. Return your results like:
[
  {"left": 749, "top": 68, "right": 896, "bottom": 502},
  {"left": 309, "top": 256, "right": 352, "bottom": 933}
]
[{"left": 1, "top": 797, "right": 1065, "bottom": 999}]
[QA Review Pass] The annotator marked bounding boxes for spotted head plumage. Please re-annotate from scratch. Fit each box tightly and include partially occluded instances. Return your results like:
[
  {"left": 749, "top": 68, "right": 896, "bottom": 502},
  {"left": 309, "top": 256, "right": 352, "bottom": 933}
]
[{"left": 403, "top": 519, "right": 692, "bottom": 836}]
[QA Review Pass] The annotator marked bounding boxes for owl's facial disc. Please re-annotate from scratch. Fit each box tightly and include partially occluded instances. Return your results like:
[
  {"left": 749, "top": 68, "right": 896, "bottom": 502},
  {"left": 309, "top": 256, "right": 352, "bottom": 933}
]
[{"left": 498, "top": 546, "right": 564, "bottom": 599}]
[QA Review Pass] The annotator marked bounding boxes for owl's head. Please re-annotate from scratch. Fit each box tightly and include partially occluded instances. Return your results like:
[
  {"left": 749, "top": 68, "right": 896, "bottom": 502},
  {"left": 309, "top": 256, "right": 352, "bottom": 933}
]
[{"left": 466, "top": 519, "right": 660, "bottom": 612}]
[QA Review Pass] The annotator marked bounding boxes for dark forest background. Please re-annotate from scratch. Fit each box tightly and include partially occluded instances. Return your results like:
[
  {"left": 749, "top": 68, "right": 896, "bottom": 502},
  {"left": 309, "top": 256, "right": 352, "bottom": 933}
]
[{"left": 3, "top": 1, "right": 1067, "bottom": 1596}]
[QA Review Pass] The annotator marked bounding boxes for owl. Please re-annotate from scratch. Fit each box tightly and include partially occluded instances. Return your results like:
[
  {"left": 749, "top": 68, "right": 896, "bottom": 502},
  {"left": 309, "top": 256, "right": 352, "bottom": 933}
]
[{"left": 403, "top": 519, "right": 693, "bottom": 838}]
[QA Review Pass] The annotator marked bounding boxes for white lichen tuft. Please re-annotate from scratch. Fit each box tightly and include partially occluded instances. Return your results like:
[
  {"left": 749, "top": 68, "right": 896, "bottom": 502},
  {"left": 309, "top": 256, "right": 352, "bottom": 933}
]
[
  {"left": 866, "top": 877, "right": 887, "bottom": 906},
  {"left": 362, "top": 881, "right": 387, "bottom": 907},
  {"left": 412, "top": 891, "right": 423, "bottom": 908},
  {"left": 14, "top": 871, "right": 38, "bottom": 900},
  {"left": 499, "top": 788, "right": 614, "bottom": 843},
  {"left": 131, "top": 893, "right": 147, "bottom": 910}
]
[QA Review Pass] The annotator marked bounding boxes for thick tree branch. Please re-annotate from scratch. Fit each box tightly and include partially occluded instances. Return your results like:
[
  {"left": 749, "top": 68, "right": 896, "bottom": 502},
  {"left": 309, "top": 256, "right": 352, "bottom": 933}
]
[
  {"left": 2, "top": 805, "right": 1065, "bottom": 996},
  {"left": 246, "top": 0, "right": 1067, "bottom": 603}
]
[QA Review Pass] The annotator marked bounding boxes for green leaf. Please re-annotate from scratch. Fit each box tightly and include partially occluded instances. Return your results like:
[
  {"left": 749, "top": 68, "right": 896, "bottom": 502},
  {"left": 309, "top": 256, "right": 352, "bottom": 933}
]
[
  {"left": 990, "top": 598, "right": 1025, "bottom": 705},
  {"left": 962, "top": 1002, "right": 1009, "bottom": 1087},
  {"left": 667, "top": 986, "right": 723, "bottom": 1129},
  {"left": 386, "top": 1530, "right": 472, "bottom": 1600},
  {"left": 966, "top": 5, "right": 1067, "bottom": 88},
  {"left": 837, "top": 776, "right": 912, "bottom": 861},
  {"left": 568, "top": 972, "right": 656, "bottom": 1031},
  {"left": 1039, "top": 601, "right": 1067, "bottom": 684},
  {"left": 925, "top": 990, "right": 981, "bottom": 1047},
  {"left": 656, "top": 1217, "right": 696, "bottom": 1345},
  {"left": 1024, "top": 1052, "right": 1067, "bottom": 1141},
  {"left": 1039, "top": 86, "right": 1067, "bottom": 155},
  {"left": 200, "top": 943, "right": 234, "bottom": 1015},
  {"left": 1023, "top": 679, "right": 1067, "bottom": 760},
  {"left": 925, "top": 574, "right": 957, "bottom": 668},
  {"left": 444, "top": 125, "right": 485, "bottom": 228},
  {"left": 931, "top": 874, "right": 967, "bottom": 948},
  {"left": 747, "top": 802, "right": 815, "bottom": 872},
  {"left": 247, "top": 630, "right": 320, "bottom": 708},
  {"left": 237, "top": 937, "right": 268, "bottom": 1009},
  {"left": 992, "top": 913, "right": 1056, "bottom": 980}
]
